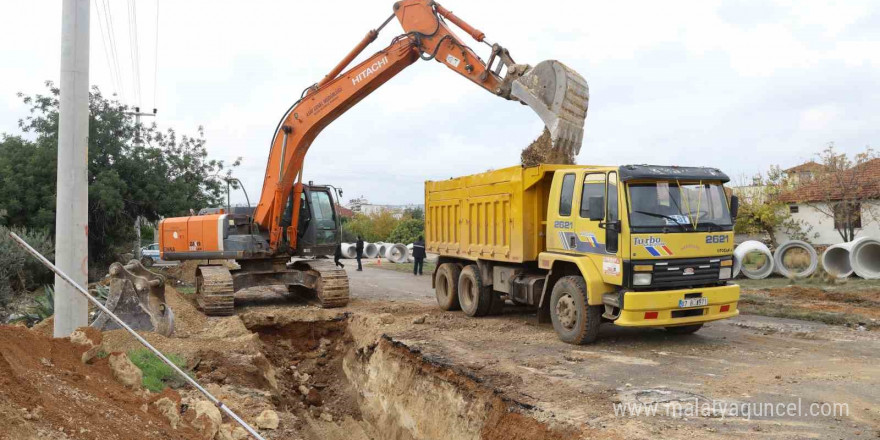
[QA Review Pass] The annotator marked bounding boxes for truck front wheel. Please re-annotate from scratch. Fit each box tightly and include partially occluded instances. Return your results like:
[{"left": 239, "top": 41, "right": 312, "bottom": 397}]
[
  {"left": 458, "top": 265, "right": 493, "bottom": 317},
  {"left": 435, "top": 263, "right": 462, "bottom": 311},
  {"left": 550, "top": 276, "right": 601, "bottom": 344}
]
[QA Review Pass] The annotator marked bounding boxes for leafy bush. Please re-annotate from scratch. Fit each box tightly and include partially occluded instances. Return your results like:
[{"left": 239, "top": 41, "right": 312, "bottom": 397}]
[
  {"left": 342, "top": 210, "right": 399, "bottom": 243},
  {"left": 0, "top": 225, "right": 54, "bottom": 303},
  {"left": 9, "top": 285, "right": 54, "bottom": 326},
  {"left": 387, "top": 218, "right": 425, "bottom": 245},
  {"left": 128, "top": 349, "right": 190, "bottom": 392}
]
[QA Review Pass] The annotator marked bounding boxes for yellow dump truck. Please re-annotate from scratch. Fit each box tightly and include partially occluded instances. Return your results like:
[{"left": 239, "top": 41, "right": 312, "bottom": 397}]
[{"left": 425, "top": 164, "right": 741, "bottom": 344}]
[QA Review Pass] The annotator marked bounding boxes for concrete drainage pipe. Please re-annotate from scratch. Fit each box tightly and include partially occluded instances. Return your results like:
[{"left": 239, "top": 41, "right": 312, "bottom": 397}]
[
  {"left": 733, "top": 241, "right": 775, "bottom": 279},
  {"left": 384, "top": 243, "right": 409, "bottom": 264},
  {"left": 773, "top": 240, "right": 818, "bottom": 279},
  {"left": 376, "top": 243, "right": 387, "bottom": 257},
  {"left": 363, "top": 242, "right": 379, "bottom": 259},
  {"left": 341, "top": 243, "right": 358, "bottom": 259},
  {"left": 849, "top": 237, "right": 880, "bottom": 279},
  {"left": 821, "top": 243, "right": 853, "bottom": 278}
]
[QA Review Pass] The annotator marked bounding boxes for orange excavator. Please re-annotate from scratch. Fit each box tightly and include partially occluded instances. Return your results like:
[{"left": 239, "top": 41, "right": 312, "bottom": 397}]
[{"left": 158, "top": 0, "right": 589, "bottom": 315}]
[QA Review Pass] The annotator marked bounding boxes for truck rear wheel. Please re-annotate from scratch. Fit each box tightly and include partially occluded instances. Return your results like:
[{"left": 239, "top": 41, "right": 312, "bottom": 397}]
[
  {"left": 458, "top": 265, "right": 493, "bottom": 317},
  {"left": 550, "top": 276, "right": 601, "bottom": 344},
  {"left": 435, "top": 263, "right": 462, "bottom": 311},
  {"left": 665, "top": 324, "right": 703, "bottom": 334}
]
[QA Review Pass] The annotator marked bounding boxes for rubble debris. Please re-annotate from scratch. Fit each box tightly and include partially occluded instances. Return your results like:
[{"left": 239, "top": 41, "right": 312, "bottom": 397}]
[{"left": 109, "top": 352, "right": 143, "bottom": 389}]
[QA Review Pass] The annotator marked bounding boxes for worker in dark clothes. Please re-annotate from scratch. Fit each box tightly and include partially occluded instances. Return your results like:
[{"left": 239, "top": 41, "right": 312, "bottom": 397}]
[
  {"left": 412, "top": 236, "right": 426, "bottom": 275},
  {"left": 355, "top": 236, "right": 364, "bottom": 271},
  {"left": 334, "top": 242, "right": 345, "bottom": 269}
]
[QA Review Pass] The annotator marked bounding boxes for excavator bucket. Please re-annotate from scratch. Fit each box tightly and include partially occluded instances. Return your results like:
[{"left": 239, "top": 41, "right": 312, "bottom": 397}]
[
  {"left": 91, "top": 260, "right": 175, "bottom": 337},
  {"left": 511, "top": 60, "right": 589, "bottom": 156}
]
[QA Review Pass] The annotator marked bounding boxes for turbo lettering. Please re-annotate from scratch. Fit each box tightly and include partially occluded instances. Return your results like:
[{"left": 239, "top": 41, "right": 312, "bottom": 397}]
[{"left": 352, "top": 57, "right": 388, "bottom": 86}]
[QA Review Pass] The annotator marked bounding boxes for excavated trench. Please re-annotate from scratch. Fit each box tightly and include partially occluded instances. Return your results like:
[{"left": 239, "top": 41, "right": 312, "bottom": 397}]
[{"left": 238, "top": 313, "right": 571, "bottom": 440}]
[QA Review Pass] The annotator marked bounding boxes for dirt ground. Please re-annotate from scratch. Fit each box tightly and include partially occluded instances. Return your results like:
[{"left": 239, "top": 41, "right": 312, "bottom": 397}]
[{"left": 2, "top": 265, "right": 878, "bottom": 439}]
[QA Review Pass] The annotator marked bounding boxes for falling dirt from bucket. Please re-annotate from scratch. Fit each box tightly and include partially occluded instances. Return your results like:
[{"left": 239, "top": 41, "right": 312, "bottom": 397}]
[{"left": 521, "top": 128, "right": 575, "bottom": 167}]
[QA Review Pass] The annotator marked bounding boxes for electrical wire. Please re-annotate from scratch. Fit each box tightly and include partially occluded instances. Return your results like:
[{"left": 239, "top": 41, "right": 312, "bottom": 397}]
[
  {"left": 102, "top": 0, "right": 126, "bottom": 103},
  {"left": 93, "top": 0, "right": 119, "bottom": 97},
  {"left": 153, "top": 0, "right": 159, "bottom": 110},
  {"left": 127, "top": 0, "right": 142, "bottom": 104}
]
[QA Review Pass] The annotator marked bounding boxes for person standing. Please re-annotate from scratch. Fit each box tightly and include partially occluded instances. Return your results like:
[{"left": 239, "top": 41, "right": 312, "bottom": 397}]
[
  {"left": 412, "top": 236, "right": 426, "bottom": 276},
  {"left": 355, "top": 236, "right": 364, "bottom": 271},
  {"left": 334, "top": 242, "right": 345, "bottom": 269}
]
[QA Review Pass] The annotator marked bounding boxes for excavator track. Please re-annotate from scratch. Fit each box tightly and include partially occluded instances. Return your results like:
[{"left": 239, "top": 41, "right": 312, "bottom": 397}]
[
  {"left": 300, "top": 260, "right": 350, "bottom": 308},
  {"left": 195, "top": 265, "right": 235, "bottom": 316}
]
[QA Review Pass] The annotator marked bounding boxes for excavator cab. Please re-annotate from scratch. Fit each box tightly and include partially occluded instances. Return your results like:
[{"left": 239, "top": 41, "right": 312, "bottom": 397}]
[{"left": 288, "top": 184, "right": 342, "bottom": 257}]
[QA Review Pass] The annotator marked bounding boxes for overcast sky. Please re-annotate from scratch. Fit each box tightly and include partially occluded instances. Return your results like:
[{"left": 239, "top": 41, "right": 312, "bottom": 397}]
[{"left": 2, "top": 1, "right": 878, "bottom": 207}]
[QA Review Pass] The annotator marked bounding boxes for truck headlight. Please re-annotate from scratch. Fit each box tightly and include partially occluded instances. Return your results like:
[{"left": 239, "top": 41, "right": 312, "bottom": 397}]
[
  {"left": 633, "top": 273, "right": 652, "bottom": 286},
  {"left": 719, "top": 267, "right": 732, "bottom": 280}
]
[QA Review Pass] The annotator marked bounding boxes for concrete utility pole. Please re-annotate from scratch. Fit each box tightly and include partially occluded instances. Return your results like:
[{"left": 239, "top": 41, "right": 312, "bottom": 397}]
[
  {"left": 55, "top": 0, "right": 90, "bottom": 337},
  {"left": 125, "top": 106, "right": 156, "bottom": 259}
]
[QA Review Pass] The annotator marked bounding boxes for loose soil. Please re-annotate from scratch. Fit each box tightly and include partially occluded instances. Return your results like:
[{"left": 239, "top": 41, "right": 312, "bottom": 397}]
[
  {"left": 740, "top": 283, "right": 880, "bottom": 328},
  {"left": 0, "top": 325, "right": 200, "bottom": 440},
  {"left": 521, "top": 128, "right": 575, "bottom": 167}
]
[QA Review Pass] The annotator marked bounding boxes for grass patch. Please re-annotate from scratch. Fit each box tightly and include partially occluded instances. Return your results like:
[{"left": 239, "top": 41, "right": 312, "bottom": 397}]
[
  {"left": 127, "top": 349, "right": 191, "bottom": 392},
  {"left": 739, "top": 292, "right": 877, "bottom": 329},
  {"left": 736, "top": 276, "right": 880, "bottom": 292},
  {"left": 372, "top": 261, "right": 437, "bottom": 274},
  {"left": 176, "top": 285, "right": 196, "bottom": 295}
]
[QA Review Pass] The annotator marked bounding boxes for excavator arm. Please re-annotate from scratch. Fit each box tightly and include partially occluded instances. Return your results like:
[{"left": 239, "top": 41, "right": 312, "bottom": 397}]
[{"left": 255, "top": 0, "right": 589, "bottom": 253}]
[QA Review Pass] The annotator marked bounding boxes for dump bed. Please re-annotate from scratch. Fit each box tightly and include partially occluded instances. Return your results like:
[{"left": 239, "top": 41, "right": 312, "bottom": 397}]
[{"left": 425, "top": 164, "right": 583, "bottom": 263}]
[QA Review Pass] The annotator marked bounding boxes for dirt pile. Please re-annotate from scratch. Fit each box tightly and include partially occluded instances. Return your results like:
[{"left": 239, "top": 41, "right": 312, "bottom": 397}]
[
  {"left": 521, "top": 128, "right": 575, "bottom": 167},
  {"left": 0, "top": 325, "right": 199, "bottom": 439}
]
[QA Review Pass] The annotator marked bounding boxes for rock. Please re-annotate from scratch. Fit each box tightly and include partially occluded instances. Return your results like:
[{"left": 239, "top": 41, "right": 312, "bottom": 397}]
[
  {"left": 108, "top": 353, "right": 142, "bottom": 389},
  {"left": 412, "top": 314, "right": 428, "bottom": 324},
  {"left": 152, "top": 397, "right": 180, "bottom": 429},
  {"left": 299, "top": 385, "right": 310, "bottom": 396},
  {"left": 218, "top": 423, "right": 250, "bottom": 440},
  {"left": 305, "top": 389, "right": 323, "bottom": 407},
  {"left": 378, "top": 313, "right": 395, "bottom": 325},
  {"left": 319, "top": 412, "right": 333, "bottom": 422},
  {"left": 192, "top": 400, "right": 222, "bottom": 439},
  {"left": 255, "top": 409, "right": 279, "bottom": 430},
  {"left": 70, "top": 327, "right": 104, "bottom": 364}
]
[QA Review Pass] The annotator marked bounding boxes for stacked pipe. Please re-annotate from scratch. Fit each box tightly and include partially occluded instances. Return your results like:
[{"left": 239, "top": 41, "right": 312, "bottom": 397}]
[
  {"left": 341, "top": 242, "right": 411, "bottom": 264},
  {"left": 821, "top": 237, "right": 880, "bottom": 279},
  {"left": 732, "top": 236, "right": 879, "bottom": 280}
]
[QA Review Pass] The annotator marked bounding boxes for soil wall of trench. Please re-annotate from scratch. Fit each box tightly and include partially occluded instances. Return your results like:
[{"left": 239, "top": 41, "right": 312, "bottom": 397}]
[{"left": 240, "top": 311, "right": 572, "bottom": 440}]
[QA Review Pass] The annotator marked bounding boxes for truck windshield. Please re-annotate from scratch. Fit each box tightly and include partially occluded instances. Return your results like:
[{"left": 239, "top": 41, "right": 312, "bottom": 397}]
[{"left": 627, "top": 182, "right": 732, "bottom": 231}]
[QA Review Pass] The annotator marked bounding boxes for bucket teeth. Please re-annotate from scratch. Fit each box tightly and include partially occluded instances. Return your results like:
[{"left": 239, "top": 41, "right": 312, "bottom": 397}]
[{"left": 511, "top": 60, "right": 589, "bottom": 155}]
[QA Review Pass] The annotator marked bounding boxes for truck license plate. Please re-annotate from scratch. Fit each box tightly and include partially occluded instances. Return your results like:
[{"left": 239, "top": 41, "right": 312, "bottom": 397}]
[{"left": 679, "top": 298, "right": 708, "bottom": 308}]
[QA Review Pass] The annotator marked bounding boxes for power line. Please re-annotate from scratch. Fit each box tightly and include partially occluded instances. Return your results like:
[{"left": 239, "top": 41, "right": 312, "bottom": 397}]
[
  {"left": 92, "top": 0, "right": 118, "bottom": 96},
  {"left": 102, "top": 0, "right": 126, "bottom": 103},
  {"left": 126, "top": 0, "right": 142, "bottom": 104},
  {"left": 153, "top": 0, "right": 159, "bottom": 110}
]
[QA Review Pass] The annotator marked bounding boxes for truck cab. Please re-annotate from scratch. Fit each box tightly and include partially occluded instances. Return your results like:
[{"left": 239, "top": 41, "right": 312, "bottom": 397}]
[{"left": 539, "top": 165, "right": 740, "bottom": 342}]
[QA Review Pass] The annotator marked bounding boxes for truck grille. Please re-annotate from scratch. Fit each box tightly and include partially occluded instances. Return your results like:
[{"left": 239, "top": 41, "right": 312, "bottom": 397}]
[{"left": 632, "top": 257, "right": 727, "bottom": 289}]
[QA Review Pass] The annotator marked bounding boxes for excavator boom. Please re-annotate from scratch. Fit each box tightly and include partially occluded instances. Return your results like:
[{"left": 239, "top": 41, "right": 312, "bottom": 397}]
[
  {"left": 255, "top": 0, "right": 590, "bottom": 252},
  {"left": 157, "top": 0, "right": 589, "bottom": 316}
]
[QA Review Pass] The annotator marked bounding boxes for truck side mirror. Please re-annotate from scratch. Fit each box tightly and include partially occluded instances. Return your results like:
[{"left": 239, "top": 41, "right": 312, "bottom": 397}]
[
  {"left": 588, "top": 197, "right": 605, "bottom": 221},
  {"left": 729, "top": 195, "right": 739, "bottom": 220}
]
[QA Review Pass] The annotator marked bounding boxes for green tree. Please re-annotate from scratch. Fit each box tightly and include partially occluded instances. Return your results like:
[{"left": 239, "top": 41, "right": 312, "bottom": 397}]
[
  {"left": 733, "top": 165, "right": 811, "bottom": 246},
  {"left": 342, "top": 210, "right": 399, "bottom": 242},
  {"left": 402, "top": 206, "right": 424, "bottom": 221},
  {"left": 0, "top": 82, "right": 239, "bottom": 270},
  {"left": 387, "top": 218, "right": 424, "bottom": 244}
]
